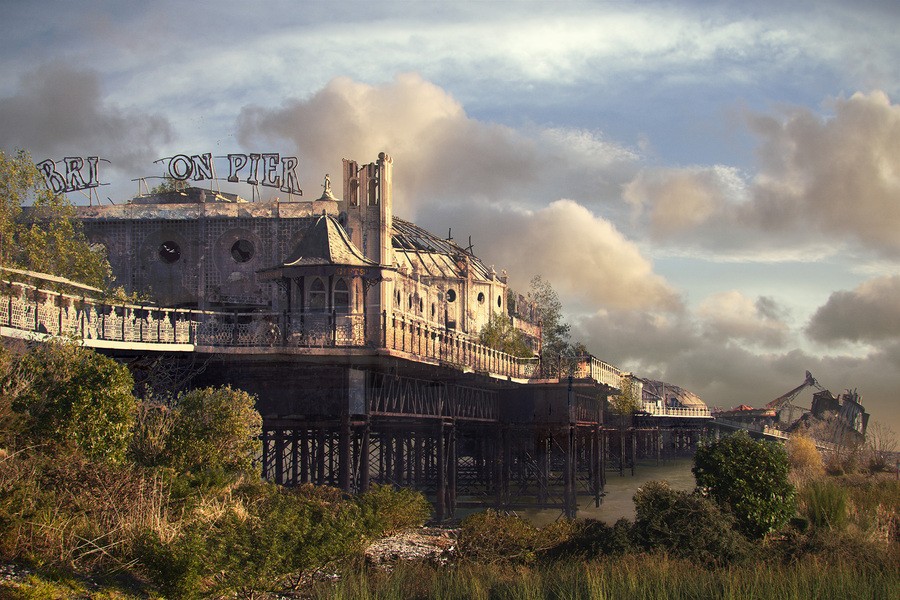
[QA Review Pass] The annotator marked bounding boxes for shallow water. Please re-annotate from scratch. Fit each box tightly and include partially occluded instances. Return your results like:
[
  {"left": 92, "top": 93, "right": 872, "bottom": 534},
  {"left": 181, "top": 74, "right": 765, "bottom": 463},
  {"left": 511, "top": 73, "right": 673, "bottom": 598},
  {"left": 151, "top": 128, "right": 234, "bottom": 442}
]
[{"left": 525, "top": 458, "right": 696, "bottom": 525}]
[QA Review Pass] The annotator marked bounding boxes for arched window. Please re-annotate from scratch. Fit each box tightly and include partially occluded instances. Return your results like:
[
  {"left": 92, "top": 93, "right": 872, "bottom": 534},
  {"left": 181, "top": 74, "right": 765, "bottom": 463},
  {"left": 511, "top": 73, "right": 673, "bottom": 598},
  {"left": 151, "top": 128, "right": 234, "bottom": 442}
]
[
  {"left": 309, "top": 278, "right": 327, "bottom": 312},
  {"left": 334, "top": 278, "right": 350, "bottom": 313}
]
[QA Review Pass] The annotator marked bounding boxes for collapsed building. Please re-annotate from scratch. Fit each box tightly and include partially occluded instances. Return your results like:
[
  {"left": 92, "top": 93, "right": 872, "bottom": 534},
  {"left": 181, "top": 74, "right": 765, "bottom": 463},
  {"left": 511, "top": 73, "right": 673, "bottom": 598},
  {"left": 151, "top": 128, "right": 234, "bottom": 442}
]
[{"left": 713, "top": 371, "right": 869, "bottom": 446}]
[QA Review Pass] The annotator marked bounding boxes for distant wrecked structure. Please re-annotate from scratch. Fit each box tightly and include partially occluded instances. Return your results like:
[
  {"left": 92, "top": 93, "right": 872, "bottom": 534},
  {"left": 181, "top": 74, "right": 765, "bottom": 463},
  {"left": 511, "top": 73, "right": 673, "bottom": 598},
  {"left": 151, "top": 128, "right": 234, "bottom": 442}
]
[{"left": 713, "top": 371, "right": 869, "bottom": 447}]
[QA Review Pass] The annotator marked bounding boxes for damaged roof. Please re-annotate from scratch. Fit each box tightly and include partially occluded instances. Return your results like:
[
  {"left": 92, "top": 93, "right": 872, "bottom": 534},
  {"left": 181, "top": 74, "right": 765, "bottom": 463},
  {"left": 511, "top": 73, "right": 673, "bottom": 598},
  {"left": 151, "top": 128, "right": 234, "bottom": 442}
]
[{"left": 392, "top": 217, "right": 495, "bottom": 280}]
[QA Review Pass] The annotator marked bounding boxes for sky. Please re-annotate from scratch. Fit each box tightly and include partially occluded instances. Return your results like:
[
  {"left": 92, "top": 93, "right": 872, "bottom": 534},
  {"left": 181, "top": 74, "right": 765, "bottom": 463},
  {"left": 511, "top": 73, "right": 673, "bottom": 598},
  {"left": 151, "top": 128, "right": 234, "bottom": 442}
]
[{"left": 1, "top": 1, "right": 898, "bottom": 435}]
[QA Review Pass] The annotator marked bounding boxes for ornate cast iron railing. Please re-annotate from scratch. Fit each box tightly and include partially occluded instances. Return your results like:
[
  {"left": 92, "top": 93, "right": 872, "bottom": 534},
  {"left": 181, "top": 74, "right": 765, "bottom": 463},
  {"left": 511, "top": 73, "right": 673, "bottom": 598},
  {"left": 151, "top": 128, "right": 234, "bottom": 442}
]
[{"left": 0, "top": 278, "right": 545, "bottom": 380}]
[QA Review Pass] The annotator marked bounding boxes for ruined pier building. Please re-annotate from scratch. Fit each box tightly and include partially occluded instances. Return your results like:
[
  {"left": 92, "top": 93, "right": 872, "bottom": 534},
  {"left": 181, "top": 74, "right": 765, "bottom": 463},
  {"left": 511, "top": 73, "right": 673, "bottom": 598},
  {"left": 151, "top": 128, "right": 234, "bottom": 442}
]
[{"left": 74, "top": 152, "right": 647, "bottom": 517}]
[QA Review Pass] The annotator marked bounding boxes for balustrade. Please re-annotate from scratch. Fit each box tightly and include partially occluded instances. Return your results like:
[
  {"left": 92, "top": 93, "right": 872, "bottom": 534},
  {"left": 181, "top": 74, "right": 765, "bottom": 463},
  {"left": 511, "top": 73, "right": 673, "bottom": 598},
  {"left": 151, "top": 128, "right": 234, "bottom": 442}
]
[{"left": 0, "top": 280, "right": 551, "bottom": 381}]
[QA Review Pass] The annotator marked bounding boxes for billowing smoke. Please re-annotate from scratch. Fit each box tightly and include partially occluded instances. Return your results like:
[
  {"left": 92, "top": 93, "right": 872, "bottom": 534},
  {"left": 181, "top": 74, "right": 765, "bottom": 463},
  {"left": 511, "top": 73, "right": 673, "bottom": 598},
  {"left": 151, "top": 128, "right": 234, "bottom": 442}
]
[{"left": 0, "top": 62, "right": 173, "bottom": 172}]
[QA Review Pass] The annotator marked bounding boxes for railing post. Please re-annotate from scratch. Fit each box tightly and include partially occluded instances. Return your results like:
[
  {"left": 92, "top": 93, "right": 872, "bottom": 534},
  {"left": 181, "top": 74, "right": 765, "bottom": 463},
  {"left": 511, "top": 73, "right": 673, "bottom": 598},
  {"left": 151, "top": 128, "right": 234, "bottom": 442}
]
[
  {"left": 79, "top": 299, "right": 85, "bottom": 340},
  {"left": 331, "top": 309, "right": 337, "bottom": 346},
  {"left": 121, "top": 306, "right": 126, "bottom": 341}
]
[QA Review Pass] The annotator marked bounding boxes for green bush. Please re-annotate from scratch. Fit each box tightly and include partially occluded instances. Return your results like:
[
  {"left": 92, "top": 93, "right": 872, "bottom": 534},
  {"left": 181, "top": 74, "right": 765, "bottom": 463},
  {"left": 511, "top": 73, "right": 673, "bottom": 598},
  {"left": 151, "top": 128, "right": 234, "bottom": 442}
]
[
  {"left": 458, "top": 510, "right": 573, "bottom": 564},
  {"left": 693, "top": 432, "right": 796, "bottom": 539},
  {"left": 137, "top": 481, "right": 369, "bottom": 598},
  {"left": 10, "top": 342, "right": 136, "bottom": 463},
  {"left": 136, "top": 528, "right": 206, "bottom": 600},
  {"left": 632, "top": 481, "right": 752, "bottom": 566},
  {"left": 549, "top": 517, "right": 635, "bottom": 558},
  {"left": 165, "top": 386, "right": 262, "bottom": 479},
  {"left": 357, "top": 484, "right": 432, "bottom": 536}
]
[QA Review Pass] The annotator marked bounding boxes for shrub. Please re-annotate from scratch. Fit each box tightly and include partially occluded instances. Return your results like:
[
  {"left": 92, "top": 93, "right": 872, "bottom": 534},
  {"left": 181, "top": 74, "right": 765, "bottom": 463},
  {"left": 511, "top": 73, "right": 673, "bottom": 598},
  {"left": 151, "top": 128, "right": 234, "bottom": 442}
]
[
  {"left": 137, "top": 481, "right": 368, "bottom": 598},
  {"left": 458, "top": 510, "right": 573, "bottom": 564},
  {"left": 357, "top": 484, "right": 432, "bottom": 536},
  {"left": 165, "top": 386, "right": 262, "bottom": 479},
  {"left": 786, "top": 434, "right": 824, "bottom": 481},
  {"left": 823, "top": 442, "right": 863, "bottom": 475},
  {"left": 550, "top": 517, "right": 635, "bottom": 558},
  {"left": 632, "top": 481, "right": 752, "bottom": 565},
  {"left": 0, "top": 451, "right": 173, "bottom": 574},
  {"left": 693, "top": 432, "right": 796, "bottom": 539},
  {"left": 11, "top": 342, "right": 136, "bottom": 463}
]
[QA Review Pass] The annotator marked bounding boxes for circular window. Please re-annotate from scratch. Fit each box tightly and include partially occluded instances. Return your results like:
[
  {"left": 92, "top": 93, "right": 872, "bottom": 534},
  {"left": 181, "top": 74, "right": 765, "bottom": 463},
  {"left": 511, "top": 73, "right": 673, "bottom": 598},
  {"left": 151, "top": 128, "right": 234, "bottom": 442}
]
[
  {"left": 497, "top": 295, "right": 503, "bottom": 308},
  {"left": 159, "top": 241, "right": 181, "bottom": 264},
  {"left": 231, "top": 239, "right": 254, "bottom": 263},
  {"left": 477, "top": 292, "right": 485, "bottom": 304},
  {"left": 446, "top": 289, "right": 456, "bottom": 302}
]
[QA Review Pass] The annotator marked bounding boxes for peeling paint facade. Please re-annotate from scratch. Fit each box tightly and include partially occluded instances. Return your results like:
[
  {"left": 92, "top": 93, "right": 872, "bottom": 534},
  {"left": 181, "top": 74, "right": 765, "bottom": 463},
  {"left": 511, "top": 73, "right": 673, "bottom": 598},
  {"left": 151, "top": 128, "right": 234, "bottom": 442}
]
[{"left": 76, "top": 153, "right": 540, "bottom": 345}]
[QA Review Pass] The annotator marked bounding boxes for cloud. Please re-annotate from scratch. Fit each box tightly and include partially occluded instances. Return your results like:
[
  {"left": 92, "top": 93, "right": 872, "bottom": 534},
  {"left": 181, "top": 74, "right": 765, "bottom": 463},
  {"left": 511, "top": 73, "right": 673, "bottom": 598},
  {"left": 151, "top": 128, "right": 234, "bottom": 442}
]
[
  {"left": 576, "top": 301, "right": 899, "bottom": 429},
  {"left": 236, "top": 73, "right": 638, "bottom": 214},
  {"left": 237, "top": 74, "right": 676, "bottom": 317},
  {"left": 0, "top": 63, "right": 173, "bottom": 171},
  {"left": 237, "top": 74, "right": 538, "bottom": 211},
  {"left": 806, "top": 275, "right": 900, "bottom": 344},
  {"left": 624, "top": 91, "right": 900, "bottom": 259},
  {"left": 698, "top": 291, "right": 790, "bottom": 348},
  {"left": 431, "top": 199, "right": 682, "bottom": 313},
  {"left": 749, "top": 91, "right": 900, "bottom": 255},
  {"left": 624, "top": 165, "right": 740, "bottom": 238}
]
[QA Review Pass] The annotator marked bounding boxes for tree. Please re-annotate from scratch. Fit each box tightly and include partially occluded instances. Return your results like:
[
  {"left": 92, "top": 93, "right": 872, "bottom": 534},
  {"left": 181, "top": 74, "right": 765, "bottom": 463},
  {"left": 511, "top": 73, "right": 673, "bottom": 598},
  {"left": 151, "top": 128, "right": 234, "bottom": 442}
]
[
  {"left": 150, "top": 174, "right": 186, "bottom": 194},
  {"left": 528, "top": 275, "right": 573, "bottom": 377},
  {"left": 479, "top": 312, "right": 533, "bottom": 358},
  {"left": 165, "top": 386, "right": 262, "bottom": 478},
  {"left": 11, "top": 342, "right": 136, "bottom": 462},
  {"left": 0, "top": 149, "right": 111, "bottom": 288},
  {"left": 865, "top": 421, "right": 897, "bottom": 472},
  {"left": 693, "top": 431, "right": 796, "bottom": 539},
  {"left": 609, "top": 373, "right": 642, "bottom": 416}
]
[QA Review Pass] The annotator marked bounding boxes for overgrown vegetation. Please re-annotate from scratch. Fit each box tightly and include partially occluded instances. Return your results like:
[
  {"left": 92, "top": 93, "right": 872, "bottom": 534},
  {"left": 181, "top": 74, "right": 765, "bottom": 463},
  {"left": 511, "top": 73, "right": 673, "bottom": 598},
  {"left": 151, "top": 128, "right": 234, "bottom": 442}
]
[
  {"left": 0, "top": 149, "right": 111, "bottom": 289},
  {"left": 693, "top": 431, "right": 796, "bottom": 539},
  {"left": 0, "top": 341, "right": 433, "bottom": 599},
  {"left": 1, "top": 337, "right": 897, "bottom": 598},
  {"left": 478, "top": 312, "right": 533, "bottom": 358}
]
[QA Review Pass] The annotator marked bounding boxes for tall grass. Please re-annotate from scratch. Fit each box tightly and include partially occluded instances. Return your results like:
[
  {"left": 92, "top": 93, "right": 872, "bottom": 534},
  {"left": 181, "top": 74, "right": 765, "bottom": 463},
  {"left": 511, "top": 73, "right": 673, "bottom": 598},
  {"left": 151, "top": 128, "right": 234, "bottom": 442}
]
[
  {"left": 312, "top": 554, "right": 900, "bottom": 600},
  {"left": 802, "top": 480, "right": 849, "bottom": 530}
]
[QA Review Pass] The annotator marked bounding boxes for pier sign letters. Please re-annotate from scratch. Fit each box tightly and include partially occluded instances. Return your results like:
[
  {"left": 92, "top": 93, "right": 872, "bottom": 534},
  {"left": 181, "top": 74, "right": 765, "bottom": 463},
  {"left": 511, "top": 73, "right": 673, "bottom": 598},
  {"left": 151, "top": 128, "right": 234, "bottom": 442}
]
[
  {"left": 36, "top": 151, "right": 303, "bottom": 196},
  {"left": 37, "top": 156, "right": 102, "bottom": 194},
  {"left": 162, "top": 152, "right": 301, "bottom": 194}
]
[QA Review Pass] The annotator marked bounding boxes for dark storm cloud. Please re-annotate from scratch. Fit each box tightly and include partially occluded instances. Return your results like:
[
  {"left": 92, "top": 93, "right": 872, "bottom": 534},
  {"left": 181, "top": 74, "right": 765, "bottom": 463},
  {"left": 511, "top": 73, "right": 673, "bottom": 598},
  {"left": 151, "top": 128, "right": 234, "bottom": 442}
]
[
  {"left": 806, "top": 275, "right": 900, "bottom": 344},
  {"left": 0, "top": 63, "right": 173, "bottom": 171}
]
